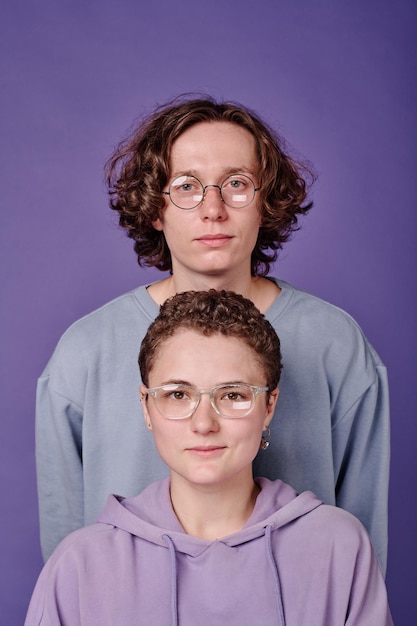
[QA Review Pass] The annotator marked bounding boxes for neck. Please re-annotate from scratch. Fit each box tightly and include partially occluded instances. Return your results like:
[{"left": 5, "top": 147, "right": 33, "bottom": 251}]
[
  {"left": 148, "top": 270, "right": 280, "bottom": 314},
  {"left": 169, "top": 471, "right": 260, "bottom": 540}
]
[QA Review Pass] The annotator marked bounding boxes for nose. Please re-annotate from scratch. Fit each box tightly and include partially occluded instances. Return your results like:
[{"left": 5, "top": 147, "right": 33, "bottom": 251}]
[
  {"left": 190, "top": 393, "right": 220, "bottom": 434},
  {"left": 199, "top": 185, "right": 227, "bottom": 221}
]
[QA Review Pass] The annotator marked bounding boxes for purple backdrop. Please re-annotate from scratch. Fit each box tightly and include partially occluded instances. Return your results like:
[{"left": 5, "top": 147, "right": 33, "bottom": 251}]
[{"left": 1, "top": 1, "right": 416, "bottom": 623}]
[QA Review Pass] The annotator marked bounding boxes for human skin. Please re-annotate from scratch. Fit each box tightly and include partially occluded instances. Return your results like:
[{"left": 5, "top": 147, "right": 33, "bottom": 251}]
[
  {"left": 140, "top": 330, "right": 278, "bottom": 539},
  {"left": 148, "top": 121, "right": 280, "bottom": 312}
]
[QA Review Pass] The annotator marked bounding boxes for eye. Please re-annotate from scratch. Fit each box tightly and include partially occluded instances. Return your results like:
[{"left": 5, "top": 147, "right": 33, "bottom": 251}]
[
  {"left": 161, "top": 385, "right": 193, "bottom": 402},
  {"left": 230, "top": 179, "right": 245, "bottom": 189},
  {"left": 218, "top": 386, "right": 252, "bottom": 403},
  {"left": 171, "top": 390, "right": 187, "bottom": 400},
  {"left": 222, "top": 391, "right": 244, "bottom": 401},
  {"left": 223, "top": 175, "right": 249, "bottom": 190},
  {"left": 171, "top": 176, "right": 201, "bottom": 194}
]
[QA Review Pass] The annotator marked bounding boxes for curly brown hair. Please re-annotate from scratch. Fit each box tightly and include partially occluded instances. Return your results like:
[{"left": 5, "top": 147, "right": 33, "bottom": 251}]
[
  {"left": 138, "top": 289, "right": 282, "bottom": 393},
  {"left": 106, "top": 95, "right": 315, "bottom": 275}
]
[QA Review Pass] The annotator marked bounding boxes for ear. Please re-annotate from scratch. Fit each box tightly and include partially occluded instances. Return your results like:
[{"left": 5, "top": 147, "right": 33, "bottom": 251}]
[
  {"left": 264, "top": 388, "right": 279, "bottom": 430},
  {"left": 151, "top": 217, "right": 164, "bottom": 232},
  {"left": 140, "top": 385, "right": 153, "bottom": 430}
]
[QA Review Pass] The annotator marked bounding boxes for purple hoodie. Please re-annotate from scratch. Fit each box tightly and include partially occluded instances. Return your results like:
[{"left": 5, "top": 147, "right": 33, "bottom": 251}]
[{"left": 25, "top": 477, "right": 392, "bottom": 625}]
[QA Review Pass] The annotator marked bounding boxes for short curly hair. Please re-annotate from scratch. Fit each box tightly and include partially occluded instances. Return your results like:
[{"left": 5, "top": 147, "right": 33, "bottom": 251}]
[
  {"left": 138, "top": 289, "right": 282, "bottom": 393},
  {"left": 106, "top": 95, "right": 314, "bottom": 276}
]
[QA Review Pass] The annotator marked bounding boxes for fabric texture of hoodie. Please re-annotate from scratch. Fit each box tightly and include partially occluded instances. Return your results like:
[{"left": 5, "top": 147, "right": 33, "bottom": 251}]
[{"left": 25, "top": 477, "right": 392, "bottom": 625}]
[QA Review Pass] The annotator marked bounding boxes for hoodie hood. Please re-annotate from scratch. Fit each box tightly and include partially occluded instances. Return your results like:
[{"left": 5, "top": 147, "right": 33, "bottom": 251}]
[
  {"left": 98, "top": 477, "right": 322, "bottom": 555},
  {"left": 97, "top": 478, "right": 322, "bottom": 626}
]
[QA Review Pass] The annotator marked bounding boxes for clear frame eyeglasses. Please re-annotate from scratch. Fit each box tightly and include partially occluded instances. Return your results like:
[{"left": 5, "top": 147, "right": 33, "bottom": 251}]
[
  {"left": 162, "top": 173, "right": 260, "bottom": 210},
  {"left": 145, "top": 382, "right": 269, "bottom": 419}
]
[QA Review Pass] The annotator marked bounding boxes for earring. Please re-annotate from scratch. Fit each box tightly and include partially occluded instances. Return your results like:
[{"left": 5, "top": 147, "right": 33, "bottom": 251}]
[{"left": 260, "top": 428, "right": 270, "bottom": 450}]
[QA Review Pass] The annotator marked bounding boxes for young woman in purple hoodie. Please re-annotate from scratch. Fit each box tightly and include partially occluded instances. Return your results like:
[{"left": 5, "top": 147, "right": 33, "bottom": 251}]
[{"left": 26, "top": 290, "right": 392, "bottom": 626}]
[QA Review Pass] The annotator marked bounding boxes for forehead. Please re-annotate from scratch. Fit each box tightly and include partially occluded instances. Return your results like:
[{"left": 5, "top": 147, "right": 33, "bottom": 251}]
[
  {"left": 169, "top": 121, "right": 258, "bottom": 174},
  {"left": 149, "top": 329, "right": 265, "bottom": 385}
]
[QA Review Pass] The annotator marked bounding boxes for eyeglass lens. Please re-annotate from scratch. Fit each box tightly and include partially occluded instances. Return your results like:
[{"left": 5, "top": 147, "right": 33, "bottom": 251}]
[
  {"left": 168, "top": 174, "right": 256, "bottom": 209},
  {"left": 151, "top": 383, "right": 256, "bottom": 419}
]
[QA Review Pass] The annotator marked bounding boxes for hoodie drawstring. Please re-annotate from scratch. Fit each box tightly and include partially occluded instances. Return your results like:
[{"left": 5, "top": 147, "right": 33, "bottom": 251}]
[
  {"left": 163, "top": 526, "right": 284, "bottom": 625},
  {"left": 162, "top": 534, "right": 179, "bottom": 626},
  {"left": 265, "top": 524, "right": 286, "bottom": 625}
]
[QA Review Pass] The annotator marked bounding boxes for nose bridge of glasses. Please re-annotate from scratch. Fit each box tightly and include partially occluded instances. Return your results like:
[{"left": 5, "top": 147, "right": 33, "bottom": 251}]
[
  {"left": 202, "top": 183, "right": 224, "bottom": 204},
  {"left": 192, "top": 388, "right": 220, "bottom": 416}
]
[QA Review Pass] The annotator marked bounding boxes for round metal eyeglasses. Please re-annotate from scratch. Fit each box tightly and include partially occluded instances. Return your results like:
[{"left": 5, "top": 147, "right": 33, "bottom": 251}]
[
  {"left": 145, "top": 383, "right": 269, "bottom": 419},
  {"left": 162, "top": 173, "right": 260, "bottom": 210}
]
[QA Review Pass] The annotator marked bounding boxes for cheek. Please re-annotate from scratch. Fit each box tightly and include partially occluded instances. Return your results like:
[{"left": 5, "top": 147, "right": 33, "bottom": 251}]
[
  {"left": 156, "top": 216, "right": 190, "bottom": 248},
  {"left": 240, "top": 213, "right": 262, "bottom": 243},
  {"left": 150, "top": 428, "right": 172, "bottom": 466},
  {"left": 229, "top": 421, "right": 264, "bottom": 448},
  {"left": 152, "top": 422, "right": 181, "bottom": 453}
]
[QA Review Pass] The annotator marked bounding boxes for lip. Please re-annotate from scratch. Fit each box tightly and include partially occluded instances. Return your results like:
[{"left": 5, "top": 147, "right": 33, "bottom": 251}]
[
  {"left": 186, "top": 446, "right": 227, "bottom": 457},
  {"left": 195, "top": 234, "right": 233, "bottom": 247}
]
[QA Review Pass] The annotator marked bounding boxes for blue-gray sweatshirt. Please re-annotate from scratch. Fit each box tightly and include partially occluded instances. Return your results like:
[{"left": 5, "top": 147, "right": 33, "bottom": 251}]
[
  {"left": 36, "top": 280, "right": 390, "bottom": 570},
  {"left": 25, "top": 478, "right": 392, "bottom": 625}
]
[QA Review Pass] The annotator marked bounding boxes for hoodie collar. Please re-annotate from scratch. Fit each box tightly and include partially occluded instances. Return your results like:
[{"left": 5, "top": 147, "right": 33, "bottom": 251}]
[{"left": 97, "top": 477, "right": 322, "bottom": 557}]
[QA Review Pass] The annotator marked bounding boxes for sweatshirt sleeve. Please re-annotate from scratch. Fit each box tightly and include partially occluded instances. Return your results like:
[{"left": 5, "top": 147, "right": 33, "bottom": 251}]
[
  {"left": 332, "top": 360, "right": 390, "bottom": 575},
  {"left": 344, "top": 518, "right": 393, "bottom": 625},
  {"left": 36, "top": 369, "right": 84, "bottom": 562},
  {"left": 24, "top": 560, "right": 62, "bottom": 626},
  {"left": 24, "top": 539, "right": 83, "bottom": 626}
]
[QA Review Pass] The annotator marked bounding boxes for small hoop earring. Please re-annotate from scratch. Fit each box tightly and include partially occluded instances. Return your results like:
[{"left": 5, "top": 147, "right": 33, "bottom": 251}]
[{"left": 260, "top": 427, "right": 270, "bottom": 450}]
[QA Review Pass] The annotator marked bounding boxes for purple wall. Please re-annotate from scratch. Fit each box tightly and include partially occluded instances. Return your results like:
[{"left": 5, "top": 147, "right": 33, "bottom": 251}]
[{"left": 1, "top": 1, "right": 415, "bottom": 622}]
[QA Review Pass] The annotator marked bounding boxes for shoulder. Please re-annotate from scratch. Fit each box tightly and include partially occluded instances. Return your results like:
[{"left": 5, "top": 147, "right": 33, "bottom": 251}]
[
  {"left": 43, "top": 522, "right": 116, "bottom": 572},
  {"left": 273, "top": 279, "right": 369, "bottom": 333},
  {"left": 60, "top": 285, "right": 157, "bottom": 341},
  {"left": 41, "top": 285, "right": 158, "bottom": 374},
  {"left": 265, "top": 494, "right": 376, "bottom": 561},
  {"left": 268, "top": 279, "right": 384, "bottom": 370},
  {"left": 306, "top": 502, "right": 372, "bottom": 549},
  {"left": 253, "top": 481, "right": 371, "bottom": 554}
]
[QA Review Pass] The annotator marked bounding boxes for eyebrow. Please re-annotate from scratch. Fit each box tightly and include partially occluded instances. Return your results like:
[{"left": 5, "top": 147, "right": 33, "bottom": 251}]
[
  {"left": 157, "top": 379, "right": 193, "bottom": 387},
  {"left": 153, "top": 380, "right": 253, "bottom": 388},
  {"left": 169, "top": 167, "right": 258, "bottom": 181}
]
